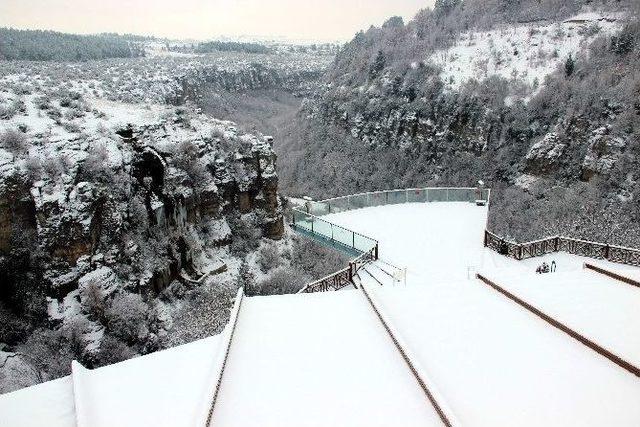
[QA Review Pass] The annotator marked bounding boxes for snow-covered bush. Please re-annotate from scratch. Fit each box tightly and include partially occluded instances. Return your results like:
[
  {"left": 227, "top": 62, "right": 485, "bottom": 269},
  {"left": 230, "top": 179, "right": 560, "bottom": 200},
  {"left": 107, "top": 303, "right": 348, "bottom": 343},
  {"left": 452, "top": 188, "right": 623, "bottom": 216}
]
[
  {"left": 0, "top": 304, "right": 31, "bottom": 346},
  {"left": 61, "top": 121, "right": 81, "bottom": 133},
  {"left": 80, "top": 281, "right": 107, "bottom": 323},
  {"left": 46, "top": 105, "right": 62, "bottom": 121},
  {"left": 34, "top": 95, "right": 52, "bottom": 111},
  {"left": 257, "top": 244, "right": 282, "bottom": 272},
  {"left": 63, "top": 105, "right": 85, "bottom": 120},
  {"left": 105, "top": 293, "right": 149, "bottom": 345},
  {"left": 288, "top": 235, "right": 349, "bottom": 281},
  {"left": 229, "top": 216, "right": 261, "bottom": 255},
  {"left": 42, "top": 153, "right": 71, "bottom": 181},
  {"left": 167, "top": 285, "right": 234, "bottom": 346},
  {"left": 0, "top": 129, "right": 29, "bottom": 157},
  {"left": 171, "top": 140, "right": 209, "bottom": 186},
  {"left": 22, "top": 155, "right": 43, "bottom": 183},
  {"left": 95, "top": 335, "right": 137, "bottom": 366},
  {"left": 0, "top": 101, "right": 17, "bottom": 120},
  {"left": 17, "top": 328, "right": 75, "bottom": 379},
  {"left": 257, "top": 267, "right": 306, "bottom": 295},
  {"left": 60, "top": 317, "right": 92, "bottom": 360},
  {"left": 79, "top": 143, "right": 113, "bottom": 183},
  {"left": 127, "top": 195, "right": 150, "bottom": 232}
]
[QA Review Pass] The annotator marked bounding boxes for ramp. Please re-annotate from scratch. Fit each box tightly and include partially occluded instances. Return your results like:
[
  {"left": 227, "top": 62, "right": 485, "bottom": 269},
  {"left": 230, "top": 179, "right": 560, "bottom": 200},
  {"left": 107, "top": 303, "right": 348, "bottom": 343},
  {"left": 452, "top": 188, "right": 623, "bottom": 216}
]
[
  {"left": 211, "top": 290, "right": 445, "bottom": 427},
  {"left": 477, "top": 269, "right": 640, "bottom": 372},
  {"left": 369, "top": 280, "right": 640, "bottom": 426}
]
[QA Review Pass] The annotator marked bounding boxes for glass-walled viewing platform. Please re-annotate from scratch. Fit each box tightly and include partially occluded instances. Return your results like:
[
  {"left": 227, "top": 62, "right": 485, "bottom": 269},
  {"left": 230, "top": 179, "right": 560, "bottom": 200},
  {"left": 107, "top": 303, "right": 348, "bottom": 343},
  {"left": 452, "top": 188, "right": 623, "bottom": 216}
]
[{"left": 292, "top": 187, "right": 490, "bottom": 257}]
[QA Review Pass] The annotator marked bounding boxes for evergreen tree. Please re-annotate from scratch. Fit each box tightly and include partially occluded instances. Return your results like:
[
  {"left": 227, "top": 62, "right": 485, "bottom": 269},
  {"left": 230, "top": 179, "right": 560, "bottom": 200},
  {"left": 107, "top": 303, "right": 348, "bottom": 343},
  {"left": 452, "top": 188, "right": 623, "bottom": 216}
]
[
  {"left": 564, "top": 54, "right": 575, "bottom": 77},
  {"left": 369, "top": 50, "right": 386, "bottom": 80}
]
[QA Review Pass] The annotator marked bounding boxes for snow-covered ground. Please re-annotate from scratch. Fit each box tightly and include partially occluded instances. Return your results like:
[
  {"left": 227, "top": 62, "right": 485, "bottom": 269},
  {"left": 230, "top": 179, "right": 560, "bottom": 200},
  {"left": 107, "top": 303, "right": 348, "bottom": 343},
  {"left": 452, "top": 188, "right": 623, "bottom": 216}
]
[
  {"left": 73, "top": 336, "right": 221, "bottom": 427},
  {"left": 430, "top": 12, "right": 623, "bottom": 94},
  {"left": 325, "top": 202, "right": 489, "bottom": 284},
  {"left": 213, "top": 291, "right": 444, "bottom": 427},
  {"left": 480, "top": 267, "right": 640, "bottom": 368},
  {"left": 0, "top": 376, "right": 75, "bottom": 427},
  {"left": 328, "top": 200, "right": 640, "bottom": 425},
  {"left": 0, "top": 50, "right": 331, "bottom": 106},
  {"left": 370, "top": 280, "right": 640, "bottom": 426}
]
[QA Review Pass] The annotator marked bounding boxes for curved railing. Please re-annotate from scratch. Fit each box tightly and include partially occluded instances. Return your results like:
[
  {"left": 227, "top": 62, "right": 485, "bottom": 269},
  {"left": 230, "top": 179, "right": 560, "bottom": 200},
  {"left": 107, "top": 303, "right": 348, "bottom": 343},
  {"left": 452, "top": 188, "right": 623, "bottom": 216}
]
[
  {"left": 301, "top": 187, "right": 490, "bottom": 217},
  {"left": 292, "top": 187, "right": 491, "bottom": 293}
]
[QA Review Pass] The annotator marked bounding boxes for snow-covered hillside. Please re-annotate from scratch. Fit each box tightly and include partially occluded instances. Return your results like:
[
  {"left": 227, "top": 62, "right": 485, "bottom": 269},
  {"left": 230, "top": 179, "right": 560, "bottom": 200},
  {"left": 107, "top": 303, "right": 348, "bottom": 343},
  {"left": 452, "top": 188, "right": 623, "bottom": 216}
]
[{"left": 430, "top": 12, "right": 623, "bottom": 94}]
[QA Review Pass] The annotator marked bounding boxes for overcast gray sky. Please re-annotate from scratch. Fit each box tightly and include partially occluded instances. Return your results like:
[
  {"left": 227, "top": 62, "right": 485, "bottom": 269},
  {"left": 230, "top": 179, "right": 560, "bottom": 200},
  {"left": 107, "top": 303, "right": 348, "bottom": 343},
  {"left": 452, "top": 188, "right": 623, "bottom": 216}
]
[{"left": 0, "top": 0, "right": 434, "bottom": 42}]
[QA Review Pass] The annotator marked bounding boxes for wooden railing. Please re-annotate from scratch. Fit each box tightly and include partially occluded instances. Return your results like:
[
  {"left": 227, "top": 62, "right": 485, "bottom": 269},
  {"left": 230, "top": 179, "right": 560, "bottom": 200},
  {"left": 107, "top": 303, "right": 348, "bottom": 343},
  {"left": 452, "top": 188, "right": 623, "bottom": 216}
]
[
  {"left": 484, "top": 230, "right": 640, "bottom": 267},
  {"left": 298, "top": 246, "right": 377, "bottom": 293}
]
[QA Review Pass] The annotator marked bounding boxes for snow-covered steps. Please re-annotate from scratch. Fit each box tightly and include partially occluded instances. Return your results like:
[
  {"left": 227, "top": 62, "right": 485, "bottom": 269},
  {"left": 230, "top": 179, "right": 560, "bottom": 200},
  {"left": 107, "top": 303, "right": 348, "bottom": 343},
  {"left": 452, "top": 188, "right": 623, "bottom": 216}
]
[
  {"left": 477, "top": 268, "right": 640, "bottom": 374},
  {"left": 369, "top": 281, "right": 640, "bottom": 426},
  {"left": 5, "top": 199, "right": 640, "bottom": 426},
  {"left": 211, "top": 291, "right": 446, "bottom": 427},
  {"left": 359, "top": 264, "right": 392, "bottom": 287}
]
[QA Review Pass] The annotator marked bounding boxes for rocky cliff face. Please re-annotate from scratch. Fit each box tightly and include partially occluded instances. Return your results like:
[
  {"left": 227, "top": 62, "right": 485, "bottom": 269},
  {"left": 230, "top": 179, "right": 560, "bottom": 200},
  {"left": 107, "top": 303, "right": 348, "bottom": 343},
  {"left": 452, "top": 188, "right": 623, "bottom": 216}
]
[
  {"left": 0, "top": 99, "right": 284, "bottom": 391},
  {"left": 1, "top": 109, "right": 283, "bottom": 283},
  {"left": 180, "top": 63, "right": 323, "bottom": 102}
]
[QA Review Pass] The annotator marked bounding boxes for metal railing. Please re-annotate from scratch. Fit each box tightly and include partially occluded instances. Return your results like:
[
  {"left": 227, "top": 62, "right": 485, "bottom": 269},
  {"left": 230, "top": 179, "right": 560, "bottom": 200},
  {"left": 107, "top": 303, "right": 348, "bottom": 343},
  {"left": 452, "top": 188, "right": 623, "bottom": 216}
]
[
  {"left": 484, "top": 230, "right": 640, "bottom": 267},
  {"left": 303, "top": 187, "right": 491, "bottom": 217},
  {"left": 293, "top": 187, "right": 489, "bottom": 293},
  {"left": 292, "top": 209, "right": 379, "bottom": 255}
]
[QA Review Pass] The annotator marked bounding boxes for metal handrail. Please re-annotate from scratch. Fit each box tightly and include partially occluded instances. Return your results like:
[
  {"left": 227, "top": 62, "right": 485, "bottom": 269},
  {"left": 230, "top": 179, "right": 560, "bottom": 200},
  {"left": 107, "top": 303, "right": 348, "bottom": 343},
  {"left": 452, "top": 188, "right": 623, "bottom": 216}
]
[
  {"left": 292, "top": 209, "right": 379, "bottom": 246},
  {"left": 322, "top": 186, "right": 485, "bottom": 203}
]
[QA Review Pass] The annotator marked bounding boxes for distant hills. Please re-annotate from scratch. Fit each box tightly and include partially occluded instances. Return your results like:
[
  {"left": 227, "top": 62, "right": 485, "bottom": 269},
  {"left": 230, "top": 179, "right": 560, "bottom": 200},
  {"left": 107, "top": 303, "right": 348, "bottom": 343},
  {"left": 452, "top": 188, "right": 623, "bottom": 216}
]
[{"left": 0, "top": 28, "right": 145, "bottom": 61}]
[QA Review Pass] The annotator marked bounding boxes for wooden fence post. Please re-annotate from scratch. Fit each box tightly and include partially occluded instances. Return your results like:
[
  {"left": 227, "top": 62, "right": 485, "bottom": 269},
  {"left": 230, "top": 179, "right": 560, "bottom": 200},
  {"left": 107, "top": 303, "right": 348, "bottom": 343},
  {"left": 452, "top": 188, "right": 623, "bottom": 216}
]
[{"left": 499, "top": 239, "right": 509, "bottom": 256}]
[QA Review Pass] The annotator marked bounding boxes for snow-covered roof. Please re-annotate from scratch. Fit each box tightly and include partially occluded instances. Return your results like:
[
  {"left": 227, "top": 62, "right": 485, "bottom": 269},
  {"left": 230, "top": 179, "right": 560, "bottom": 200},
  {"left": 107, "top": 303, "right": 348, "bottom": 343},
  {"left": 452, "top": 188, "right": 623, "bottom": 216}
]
[{"left": 2, "top": 202, "right": 640, "bottom": 426}]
